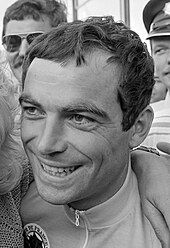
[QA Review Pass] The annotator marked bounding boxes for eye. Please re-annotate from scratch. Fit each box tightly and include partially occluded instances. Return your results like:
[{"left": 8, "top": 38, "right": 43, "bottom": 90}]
[
  {"left": 21, "top": 105, "right": 44, "bottom": 118},
  {"left": 154, "top": 48, "right": 166, "bottom": 55},
  {"left": 69, "top": 114, "right": 94, "bottom": 125},
  {"left": 23, "top": 106, "right": 37, "bottom": 114}
]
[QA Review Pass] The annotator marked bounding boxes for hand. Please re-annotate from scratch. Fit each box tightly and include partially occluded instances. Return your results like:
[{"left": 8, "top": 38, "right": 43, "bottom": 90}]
[
  {"left": 157, "top": 142, "right": 170, "bottom": 155},
  {"left": 131, "top": 148, "right": 170, "bottom": 248}
]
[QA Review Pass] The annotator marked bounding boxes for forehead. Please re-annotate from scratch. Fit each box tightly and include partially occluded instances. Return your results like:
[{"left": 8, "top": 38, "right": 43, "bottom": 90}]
[
  {"left": 5, "top": 17, "right": 52, "bottom": 35},
  {"left": 151, "top": 36, "right": 170, "bottom": 46},
  {"left": 23, "top": 53, "right": 120, "bottom": 108}
]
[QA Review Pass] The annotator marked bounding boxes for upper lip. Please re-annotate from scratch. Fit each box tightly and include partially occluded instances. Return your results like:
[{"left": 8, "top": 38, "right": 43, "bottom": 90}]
[{"left": 39, "top": 158, "right": 81, "bottom": 168}]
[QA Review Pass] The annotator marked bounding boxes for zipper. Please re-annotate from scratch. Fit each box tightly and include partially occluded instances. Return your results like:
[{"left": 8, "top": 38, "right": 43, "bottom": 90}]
[
  {"left": 74, "top": 209, "right": 89, "bottom": 248},
  {"left": 75, "top": 209, "right": 81, "bottom": 226}
]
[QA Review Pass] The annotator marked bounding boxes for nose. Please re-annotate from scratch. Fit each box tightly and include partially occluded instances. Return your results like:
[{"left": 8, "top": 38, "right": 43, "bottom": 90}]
[
  {"left": 37, "top": 115, "right": 68, "bottom": 156},
  {"left": 18, "top": 38, "right": 29, "bottom": 57}
]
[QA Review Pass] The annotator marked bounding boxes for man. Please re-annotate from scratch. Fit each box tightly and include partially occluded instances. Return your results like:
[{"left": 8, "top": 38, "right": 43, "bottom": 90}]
[
  {"left": 2, "top": 0, "right": 67, "bottom": 92},
  {"left": 1, "top": 1, "right": 169, "bottom": 246},
  {"left": 19, "top": 16, "right": 161, "bottom": 247},
  {"left": 142, "top": 0, "right": 170, "bottom": 148},
  {"left": 132, "top": 1, "right": 170, "bottom": 246}
]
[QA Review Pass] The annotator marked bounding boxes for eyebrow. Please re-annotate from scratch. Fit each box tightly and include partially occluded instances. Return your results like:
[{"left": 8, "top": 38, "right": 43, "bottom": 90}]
[
  {"left": 62, "top": 103, "right": 109, "bottom": 119},
  {"left": 19, "top": 94, "right": 109, "bottom": 120},
  {"left": 19, "top": 94, "right": 42, "bottom": 109}
]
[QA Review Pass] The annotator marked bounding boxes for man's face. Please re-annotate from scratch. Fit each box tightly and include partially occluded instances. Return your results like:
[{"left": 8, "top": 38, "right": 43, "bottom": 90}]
[
  {"left": 151, "top": 36, "right": 170, "bottom": 89},
  {"left": 150, "top": 74, "right": 167, "bottom": 103},
  {"left": 20, "top": 52, "right": 133, "bottom": 210},
  {"left": 4, "top": 17, "right": 52, "bottom": 83}
]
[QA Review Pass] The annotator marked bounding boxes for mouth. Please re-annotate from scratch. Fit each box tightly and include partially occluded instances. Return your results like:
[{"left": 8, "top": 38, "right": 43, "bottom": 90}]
[
  {"left": 41, "top": 162, "right": 80, "bottom": 177},
  {"left": 164, "top": 71, "right": 170, "bottom": 76}
]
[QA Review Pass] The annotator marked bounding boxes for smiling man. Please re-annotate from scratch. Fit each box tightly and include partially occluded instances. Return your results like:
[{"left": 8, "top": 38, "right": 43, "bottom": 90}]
[{"left": 19, "top": 17, "right": 161, "bottom": 247}]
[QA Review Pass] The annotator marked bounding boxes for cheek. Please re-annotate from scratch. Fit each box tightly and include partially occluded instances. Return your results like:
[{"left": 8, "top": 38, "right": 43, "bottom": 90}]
[
  {"left": 68, "top": 129, "right": 128, "bottom": 165},
  {"left": 158, "top": 85, "right": 165, "bottom": 93},
  {"left": 68, "top": 131, "right": 104, "bottom": 162},
  {"left": 6, "top": 52, "right": 14, "bottom": 62},
  {"left": 154, "top": 57, "right": 165, "bottom": 73},
  {"left": 21, "top": 120, "right": 35, "bottom": 143},
  {"left": 160, "top": 87, "right": 166, "bottom": 95},
  {"left": 6, "top": 54, "right": 18, "bottom": 69}
]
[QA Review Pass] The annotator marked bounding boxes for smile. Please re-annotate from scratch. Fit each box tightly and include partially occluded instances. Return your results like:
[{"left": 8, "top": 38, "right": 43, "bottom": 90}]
[{"left": 41, "top": 163, "right": 79, "bottom": 177}]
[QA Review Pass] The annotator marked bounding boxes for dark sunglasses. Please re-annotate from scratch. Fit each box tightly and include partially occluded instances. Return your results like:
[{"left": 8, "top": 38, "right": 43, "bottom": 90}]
[{"left": 2, "top": 31, "right": 44, "bottom": 52}]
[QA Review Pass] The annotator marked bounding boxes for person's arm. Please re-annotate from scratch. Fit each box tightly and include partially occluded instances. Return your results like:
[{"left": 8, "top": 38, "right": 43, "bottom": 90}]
[{"left": 131, "top": 143, "right": 170, "bottom": 248}]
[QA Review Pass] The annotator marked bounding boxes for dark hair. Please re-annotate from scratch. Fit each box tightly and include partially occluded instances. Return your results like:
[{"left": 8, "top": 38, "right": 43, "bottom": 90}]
[
  {"left": 22, "top": 16, "right": 154, "bottom": 131},
  {"left": 2, "top": 0, "right": 67, "bottom": 37}
]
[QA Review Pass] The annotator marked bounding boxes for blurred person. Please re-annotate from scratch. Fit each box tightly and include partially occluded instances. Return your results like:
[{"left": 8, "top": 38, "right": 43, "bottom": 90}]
[
  {"left": 150, "top": 73, "right": 167, "bottom": 104},
  {"left": 131, "top": 1, "right": 170, "bottom": 246},
  {"left": 2, "top": 0, "right": 67, "bottom": 93},
  {"left": 0, "top": 56, "right": 31, "bottom": 247},
  {"left": 142, "top": 0, "right": 170, "bottom": 149},
  {"left": 19, "top": 16, "right": 162, "bottom": 248}
]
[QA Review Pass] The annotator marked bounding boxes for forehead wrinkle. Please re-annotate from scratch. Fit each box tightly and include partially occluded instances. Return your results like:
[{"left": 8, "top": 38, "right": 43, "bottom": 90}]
[{"left": 26, "top": 56, "right": 117, "bottom": 86}]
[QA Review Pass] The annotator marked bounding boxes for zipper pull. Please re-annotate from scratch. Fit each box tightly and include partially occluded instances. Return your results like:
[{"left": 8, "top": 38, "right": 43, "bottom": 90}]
[{"left": 75, "top": 210, "right": 80, "bottom": 226}]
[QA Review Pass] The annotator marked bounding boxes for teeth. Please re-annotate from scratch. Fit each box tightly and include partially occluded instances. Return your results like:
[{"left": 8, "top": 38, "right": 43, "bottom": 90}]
[{"left": 41, "top": 163, "right": 77, "bottom": 177}]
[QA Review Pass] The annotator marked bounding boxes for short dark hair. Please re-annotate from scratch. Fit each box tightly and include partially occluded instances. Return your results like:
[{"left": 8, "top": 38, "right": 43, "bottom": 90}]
[
  {"left": 22, "top": 16, "right": 154, "bottom": 131},
  {"left": 2, "top": 0, "right": 67, "bottom": 37}
]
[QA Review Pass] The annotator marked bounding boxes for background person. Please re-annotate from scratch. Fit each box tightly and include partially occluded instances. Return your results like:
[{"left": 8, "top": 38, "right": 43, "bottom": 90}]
[
  {"left": 0, "top": 57, "right": 31, "bottom": 247},
  {"left": 1, "top": 0, "right": 68, "bottom": 148},
  {"left": 142, "top": 0, "right": 170, "bottom": 149},
  {"left": 19, "top": 16, "right": 162, "bottom": 248},
  {"left": 132, "top": 2, "right": 170, "bottom": 246},
  {"left": 2, "top": 0, "right": 67, "bottom": 93}
]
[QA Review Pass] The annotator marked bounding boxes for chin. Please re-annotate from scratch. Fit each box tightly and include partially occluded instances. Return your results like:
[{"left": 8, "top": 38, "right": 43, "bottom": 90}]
[
  {"left": 35, "top": 181, "right": 73, "bottom": 205},
  {"left": 39, "top": 191, "right": 72, "bottom": 205}
]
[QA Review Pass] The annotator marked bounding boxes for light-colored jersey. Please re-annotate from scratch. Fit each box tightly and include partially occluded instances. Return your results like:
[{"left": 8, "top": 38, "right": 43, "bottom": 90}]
[{"left": 20, "top": 165, "right": 161, "bottom": 248}]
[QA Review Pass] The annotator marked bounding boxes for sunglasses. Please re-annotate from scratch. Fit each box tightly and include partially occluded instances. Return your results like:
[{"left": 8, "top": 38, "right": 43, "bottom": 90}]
[{"left": 2, "top": 31, "right": 44, "bottom": 52}]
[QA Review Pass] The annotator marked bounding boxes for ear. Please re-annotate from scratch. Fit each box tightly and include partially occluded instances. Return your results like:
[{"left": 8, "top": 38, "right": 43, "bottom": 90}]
[{"left": 129, "top": 105, "right": 154, "bottom": 149}]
